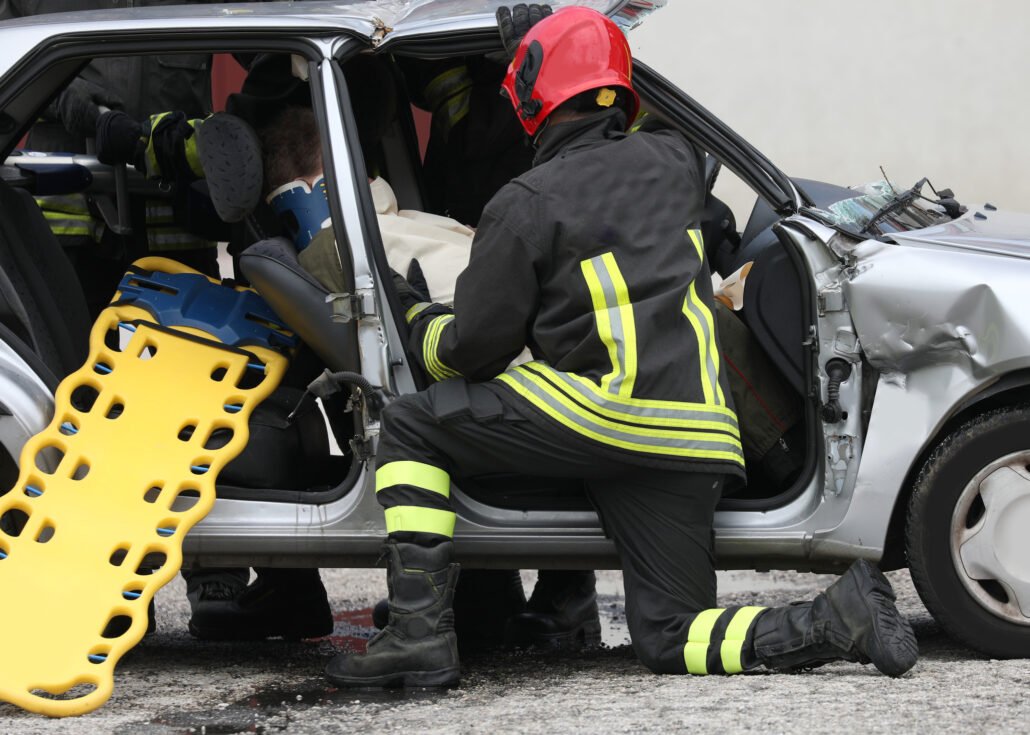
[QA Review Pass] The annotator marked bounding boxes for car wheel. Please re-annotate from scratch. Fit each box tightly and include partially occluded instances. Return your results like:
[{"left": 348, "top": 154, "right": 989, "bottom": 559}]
[{"left": 907, "top": 406, "right": 1030, "bottom": 657}]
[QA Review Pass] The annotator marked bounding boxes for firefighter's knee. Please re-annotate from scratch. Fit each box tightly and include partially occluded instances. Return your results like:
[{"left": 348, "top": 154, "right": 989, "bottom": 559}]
[
  {"left": 379, "top": 393, "right": 429, "bottom": 443},
  {"left": 627, "top": 616, "right": 682, "bottom": 674}
]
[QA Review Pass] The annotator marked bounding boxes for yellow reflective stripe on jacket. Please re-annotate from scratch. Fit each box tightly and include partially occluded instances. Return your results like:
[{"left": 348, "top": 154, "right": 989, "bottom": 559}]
[
  {"left": 558, "top": 367, "right": 738, "bottom": 422},
  {"left": 496, "top": 365, "right": 743, "bottom": 463},
  {"left": 682, "top": 229, "right": 724, "bottom": 405},
  {"left": 424, "top": 65, "right": 473, "bottom": 135},
  {"left": 183, "top": 122, "right": 204, "bottom": 179},
  {"left": 146, "top": 227, "right": 213, "bottom": 252},
  {"left": 684, "top": 608, "right": 725, "bottom": 674},
  {"left": 580, "top": 252, "right": 638, "bottom": 398},
  {"left": 406, "top": 302, "right": 433, "bottom": 324},
  {"left": 35, "top": 194, "right": 90, "bottom": 215},
  {"left": 144, "top": 112, "right": 205, "bottom": 179},
  {"left": 376, "top": 461, "right": 450, "bottom": 498},
  {"left": 720, "top": 606, "right": 765, "bottom": 674},
  {"left": 145, "top": 111, "right": 173, "bottom": 177},
  {"left": 39, "top": 209, "right": 95, "bottom": 238},
  {"left": 628, "top": 111, "right": 650, "bottom": 134},
  {"left": 422, "top": 314, "right": 460, "bottom": 381},
  {"left": 384, "top": 505, "right": 455, "bottom": 538},
  {"left": 145, "top": 203, "right": 175, "bottom": 224},
  {"left": 523, "top": 362, "right": 739, "bottom": 436}
]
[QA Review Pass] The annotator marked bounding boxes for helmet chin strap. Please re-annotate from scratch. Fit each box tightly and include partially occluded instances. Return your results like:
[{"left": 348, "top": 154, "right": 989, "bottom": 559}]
[{"left": 531, "top": 115, "right": 552, "bottom": 147}]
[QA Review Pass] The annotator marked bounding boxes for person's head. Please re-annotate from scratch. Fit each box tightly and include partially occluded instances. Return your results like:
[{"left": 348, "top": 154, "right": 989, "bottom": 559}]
[
  {"left": 259, "top": 106, "right": 329, "bottom": 250},
  {"left": 501, "top": 7, "right": 639, "bottom": 138},
  {"left": 259, "top": 105, "right": 323, "bottom": 194}
]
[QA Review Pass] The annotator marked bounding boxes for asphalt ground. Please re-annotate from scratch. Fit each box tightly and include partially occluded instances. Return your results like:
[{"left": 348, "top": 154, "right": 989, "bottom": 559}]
[{"left": 3, "top": 568, "right": 1028, "bottom": 734}]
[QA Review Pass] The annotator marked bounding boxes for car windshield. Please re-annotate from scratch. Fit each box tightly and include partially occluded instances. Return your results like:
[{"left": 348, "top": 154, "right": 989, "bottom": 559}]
[{"left": 808, "top": 179, "right": 946, "bottom": 236}]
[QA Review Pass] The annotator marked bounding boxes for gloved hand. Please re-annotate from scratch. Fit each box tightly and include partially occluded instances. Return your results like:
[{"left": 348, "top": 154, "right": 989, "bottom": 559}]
[
  {"left": 496, "top": 4, "right": 553, "bottom": 58},
  {"left": 406, "top": 258, "right": 431, "bottom": 303},
  {"left": 53, "top": 77, "right": 124, "bottom": 139},
  {"left": 95, "top": 110, "right": 144, "bottom": 166},
  {"left": 391, "top": 267, "right": 428, "bottom": 314}
]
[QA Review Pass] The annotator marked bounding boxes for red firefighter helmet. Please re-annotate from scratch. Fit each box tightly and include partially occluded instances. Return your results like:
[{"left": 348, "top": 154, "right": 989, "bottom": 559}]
[{"left": 501, "top": 6, "right": 640, "bottom": 137}]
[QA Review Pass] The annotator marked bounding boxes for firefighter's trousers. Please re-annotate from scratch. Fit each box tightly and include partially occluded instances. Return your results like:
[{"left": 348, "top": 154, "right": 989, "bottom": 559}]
[{"left": 376, "top": 378, "right": 765, "bottom": 675}]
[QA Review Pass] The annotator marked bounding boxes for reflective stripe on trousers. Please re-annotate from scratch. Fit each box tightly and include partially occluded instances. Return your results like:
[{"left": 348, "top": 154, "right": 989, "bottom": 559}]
[
  {"left": 376, "top": 460, "right": 455, "bottom": 538},
  {"left": 683, "top": 606, "right": 766, "bottom": 674}
]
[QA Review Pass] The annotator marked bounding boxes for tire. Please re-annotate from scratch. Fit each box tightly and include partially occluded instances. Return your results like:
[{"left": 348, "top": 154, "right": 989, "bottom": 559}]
[{"left": 907, "top": 405, "right": 1030, "bottom": 658}]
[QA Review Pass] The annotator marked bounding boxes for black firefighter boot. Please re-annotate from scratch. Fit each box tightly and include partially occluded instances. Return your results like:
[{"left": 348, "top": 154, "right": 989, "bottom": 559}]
[
  {"left": 746, "top": 559, "right": 919, "bottom": 677},
  {"left": 505, "top": 570, "right": 602, "bottom": 650},
  {"left": 189, "top": 568, "right": 333, "bottom": 641},
  {"left": 453, "top": 569, "right": 526, "bottom": 651},
  {"left": 326, "top": 540, "right": 460, "bottom": 688},
  {"left": 371, "top": 569, "right": 525, "bottom": 651}
]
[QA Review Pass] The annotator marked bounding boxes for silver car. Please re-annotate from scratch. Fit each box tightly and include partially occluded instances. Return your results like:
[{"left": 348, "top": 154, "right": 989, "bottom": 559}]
[{"left": 0, "top": 0, "right": 1026, "bottom": 662}]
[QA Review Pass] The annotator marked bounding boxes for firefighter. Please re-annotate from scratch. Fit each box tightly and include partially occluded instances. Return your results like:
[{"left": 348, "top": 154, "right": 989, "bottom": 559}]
[{"left": 324, "top": 6, "right": 918, "bottom": 687}]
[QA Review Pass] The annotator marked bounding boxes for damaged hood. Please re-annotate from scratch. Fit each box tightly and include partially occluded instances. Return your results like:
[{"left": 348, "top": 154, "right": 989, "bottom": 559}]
[
  {"left": 844, "top": 209, "right": 1030, "bottom": 378},
  {"left": 886, "top": 207, "right": 1030, "bottom": 261}
]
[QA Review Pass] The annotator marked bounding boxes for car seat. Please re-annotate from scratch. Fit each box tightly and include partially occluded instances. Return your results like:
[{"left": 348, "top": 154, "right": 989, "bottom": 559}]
[
  {"left": 0, "top": 180, "right": 91, "bottom": 388},
  {"left": 238, "top": 237, "right": 360, "bottom": 374}
]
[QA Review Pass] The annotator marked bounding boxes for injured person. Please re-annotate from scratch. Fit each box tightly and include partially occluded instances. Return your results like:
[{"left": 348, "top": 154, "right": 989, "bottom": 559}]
[{"left": 258, "top": 105, "right": 477, "bottom": 306}]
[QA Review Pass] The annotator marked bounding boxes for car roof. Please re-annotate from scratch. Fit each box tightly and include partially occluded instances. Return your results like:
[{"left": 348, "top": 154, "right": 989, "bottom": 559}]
[
  {"left": 0, "top": 1, "right": 662, "bottom": 35},
  {"left": 0, "top": 1, "right": 665, "bottom": 84}
]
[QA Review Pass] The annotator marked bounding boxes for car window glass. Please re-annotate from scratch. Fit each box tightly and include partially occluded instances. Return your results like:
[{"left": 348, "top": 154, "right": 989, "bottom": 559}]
[{"left": 710, "top": 166, "right": 758, "bottom": 236}]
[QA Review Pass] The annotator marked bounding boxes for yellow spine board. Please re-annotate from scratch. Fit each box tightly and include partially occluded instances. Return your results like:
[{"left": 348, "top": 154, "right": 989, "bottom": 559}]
[{"left": 0, "top": 260, "right": 287, "bottom": 717}]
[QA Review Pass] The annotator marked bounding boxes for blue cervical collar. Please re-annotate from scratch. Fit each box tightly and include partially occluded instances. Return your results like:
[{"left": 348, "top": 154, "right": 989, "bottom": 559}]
[{"left": 267, "top": 176, "right": 331, "bottom": 250}]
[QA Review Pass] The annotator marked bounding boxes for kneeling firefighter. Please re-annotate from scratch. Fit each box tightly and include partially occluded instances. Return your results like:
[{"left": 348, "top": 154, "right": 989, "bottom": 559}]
[{"left": 325, "top": 7, "right": 918, "bottom": 686}]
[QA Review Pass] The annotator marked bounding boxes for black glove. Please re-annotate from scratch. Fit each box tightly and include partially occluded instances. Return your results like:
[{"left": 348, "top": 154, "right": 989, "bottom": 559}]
[
  {"left": 497, "top": 4, "right": 553, "bottom": 58},
  {"left": 53, "top": 77, "right": 124, "bottom": 139},
  {"left": 391, "top": 267, "right": 428, "bottom": 313},
  {"left": 95, "top": 110, "right": 144, "bottom": 166},
  {"left": 146, "top": 111, "right": 199, "bottom": 180},
  {"left": 406, "top": 258, "right": 431, "bottom": 302}
]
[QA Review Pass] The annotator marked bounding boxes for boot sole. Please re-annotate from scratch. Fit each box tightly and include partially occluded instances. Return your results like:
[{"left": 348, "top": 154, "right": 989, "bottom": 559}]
[
  {"left": 855, "top": 561, "right": 919, "bottom": 677},
  {"left": 325, "top": 666, "right": 460, "bottom": 689}
]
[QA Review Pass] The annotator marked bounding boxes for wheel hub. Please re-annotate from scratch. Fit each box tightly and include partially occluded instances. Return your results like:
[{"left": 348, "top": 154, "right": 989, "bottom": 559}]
[{"left": 952, "top": 454, "right": 1030, "bottom": 625}]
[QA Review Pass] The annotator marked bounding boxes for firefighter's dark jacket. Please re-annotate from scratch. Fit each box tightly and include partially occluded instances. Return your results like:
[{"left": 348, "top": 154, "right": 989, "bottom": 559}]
[{"left": 405, "top": 109, "right": 744, "bottom": 477}]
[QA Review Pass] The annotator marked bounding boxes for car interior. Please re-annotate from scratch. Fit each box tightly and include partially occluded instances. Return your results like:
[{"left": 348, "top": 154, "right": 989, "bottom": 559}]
[{"left": 0, "top": 44, "right": 822, "bottom": 521}]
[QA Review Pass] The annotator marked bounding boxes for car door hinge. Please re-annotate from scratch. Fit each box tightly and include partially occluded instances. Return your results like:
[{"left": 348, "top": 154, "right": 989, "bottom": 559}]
[
  {"left": 371, "top": 16, "right": 394, "bottom": 47},
  {"left": 801, "top": 323, "right": 818, "bottom": 348},
  {"left": 817, "top": 286, "right": 845, "bottom": 315},
  {"left": 327, "top": 289, "right": 376, "bottom": 323}
]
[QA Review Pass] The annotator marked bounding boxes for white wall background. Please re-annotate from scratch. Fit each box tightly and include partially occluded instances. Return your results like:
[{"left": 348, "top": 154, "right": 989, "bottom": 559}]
[{"left": 630, "top": 0, "right": 1030, "bottom": 213}]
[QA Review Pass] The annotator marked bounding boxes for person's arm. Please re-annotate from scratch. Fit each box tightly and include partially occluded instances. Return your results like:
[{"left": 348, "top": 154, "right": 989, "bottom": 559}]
[{"left": 405, "top": 185, "right": 546, "bottom": 382}]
